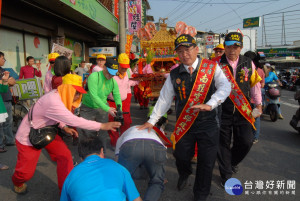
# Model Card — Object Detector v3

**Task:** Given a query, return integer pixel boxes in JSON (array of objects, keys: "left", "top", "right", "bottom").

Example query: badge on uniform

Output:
[{"left": 176, "top": 78, "right": 181, "bottom": 85}]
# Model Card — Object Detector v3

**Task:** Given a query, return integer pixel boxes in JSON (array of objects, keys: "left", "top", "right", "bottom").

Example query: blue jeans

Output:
[
  {"left": 118, "top": 139, "right": 166, "bottom": 201},
  {"left": 0, "top": 101, "right": 14, "bottom": 148},
  {"left": 77, "top": 104, "right": 109, "bottom": 152}
]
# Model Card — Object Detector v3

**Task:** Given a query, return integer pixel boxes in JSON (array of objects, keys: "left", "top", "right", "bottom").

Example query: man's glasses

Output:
[{"left": 50, "top": 61, "right": 55, "bottom": 64}]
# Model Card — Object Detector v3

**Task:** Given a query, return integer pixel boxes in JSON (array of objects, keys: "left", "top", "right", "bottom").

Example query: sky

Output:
[{"left": 147, "top": 0, "right": 300, "bottom": 47}]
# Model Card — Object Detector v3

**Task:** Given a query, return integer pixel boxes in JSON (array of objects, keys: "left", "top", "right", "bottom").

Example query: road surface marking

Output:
[{"left": 281, "top": 101, "right": 299, "bottom": 108}]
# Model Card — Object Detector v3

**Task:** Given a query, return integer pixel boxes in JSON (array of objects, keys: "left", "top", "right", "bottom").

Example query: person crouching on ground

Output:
[
  {"left": 60, "top": 136, "right": 142, "bottom": 201},
  {"left": 12, "top": 74, "right": 121, "bottom": 194}
]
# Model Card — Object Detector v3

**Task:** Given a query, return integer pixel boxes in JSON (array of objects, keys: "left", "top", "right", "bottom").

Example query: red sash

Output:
[
  {"left": 171, "top": 59, "right": 217, "bottom": 147},
  {"left": 221, "top": 65, "right": 255, "bottom": 128},
  {"left": 153, "top": 126, "right": 172, "bottom": 148}
]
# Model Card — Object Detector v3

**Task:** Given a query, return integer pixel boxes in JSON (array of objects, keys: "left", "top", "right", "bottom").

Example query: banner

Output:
[
  {"left": 51, "top": 43, "right": 73, "bottom": 60},
  {"left": 11, "top": 78, "right": 44, "bottom": 100},
  {"left": 128, "top": 0, "right": 142, "bottom": 34},
  {"left": 114, "top": 0, "right": 119, "bottom": 21},
  {"left": 125, "top": 35, "right": 133, "bottom": 56}
]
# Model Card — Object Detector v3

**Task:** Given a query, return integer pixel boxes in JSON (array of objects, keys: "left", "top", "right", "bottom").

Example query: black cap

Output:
[
  {"left": 224, "top": 32, "right": 243, "bottom": 47},
  {"left": 174, "top": 34, "right": 197, "bottom": 50},
  {"left": 105, "top": 59, "right": 119, "bottom": 76}
]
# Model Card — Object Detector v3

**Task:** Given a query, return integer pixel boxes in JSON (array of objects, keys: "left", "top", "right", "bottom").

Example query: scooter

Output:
[
  {"left": 290, "top": 86, "right": 300, "bottom": 134},
  {"left": 263, "top": 82, "right": 281, "bottom": 122}
]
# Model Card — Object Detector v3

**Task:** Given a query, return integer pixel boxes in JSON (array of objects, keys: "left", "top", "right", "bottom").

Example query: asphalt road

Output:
[{"left": 0, "top": 89, "right": 299, "bottom": 201}]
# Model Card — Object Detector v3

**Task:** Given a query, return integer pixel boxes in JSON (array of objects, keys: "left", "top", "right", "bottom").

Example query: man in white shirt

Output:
[
  {"left": 116, "top": 126, "right": 167, "bottom": 201},
  {"left": 138, "top": 34, "right": 231, "bottom": 201}
]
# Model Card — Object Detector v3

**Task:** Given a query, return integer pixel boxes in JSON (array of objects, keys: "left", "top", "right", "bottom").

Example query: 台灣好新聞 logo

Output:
[{"left": 224, "top": 178, "right": 243, "bottom": 195}]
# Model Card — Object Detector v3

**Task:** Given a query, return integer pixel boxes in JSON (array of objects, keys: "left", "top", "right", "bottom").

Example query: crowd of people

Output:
[{"left": 0, "top": 31, "right": 293, "bottom": 201}]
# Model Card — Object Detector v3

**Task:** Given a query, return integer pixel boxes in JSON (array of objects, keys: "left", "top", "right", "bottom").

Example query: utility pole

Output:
[{"left": 119, "top": 0, "right": 126, "bottom": 53}]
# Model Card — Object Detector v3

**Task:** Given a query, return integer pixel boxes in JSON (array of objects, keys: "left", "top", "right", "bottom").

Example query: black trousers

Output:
[
  {"left": 173, "top": 120, "right": 219, "bottom": 199},
  {"left": 217, "top": 113, "right": 254, "bottom": 182}
]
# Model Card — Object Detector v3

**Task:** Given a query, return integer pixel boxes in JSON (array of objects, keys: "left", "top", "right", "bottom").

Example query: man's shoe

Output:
[
  {"left": 177, "top": 176, "right": 188, "bottom": 191},
  {"left": 0, "top": 163, "right": 9, "bottom": 170},
  {"left": 0, "top": 148, "right": 7, "bottom": 153},
  {"left": 14, "top": 183, "right": 27, "bottom": 194},
  {"left": 279, "top": 114, "right": 284, "bottom": 119},
  {"left": 253, "top": 139, "right": 259, "bottom": 144},
  {"left": 232, "top": 165, "right": 239, "bottom": 174}
]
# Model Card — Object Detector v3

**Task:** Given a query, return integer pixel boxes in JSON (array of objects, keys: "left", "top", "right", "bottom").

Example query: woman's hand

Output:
[
  {"left": 100, "top": 122, "right": 121, "bottom": 131},
  {"left": 63, "top": 126, "right": 78, "bottom": 138}
]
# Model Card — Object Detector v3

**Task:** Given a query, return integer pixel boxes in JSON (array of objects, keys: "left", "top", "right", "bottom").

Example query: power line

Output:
[
  {"left": 168, "top": 0, "right": 205, "bottom": 24},
  {"left": 165, "top": 0, "right": 190, "bottom": 18},
  {"left": 222, "top": 0, "right": 242, "bottom": 20},
  {"left": 180, "top": 0, "right": 213, "bottom": 22},
  {"left": 264, "top": 4, "right": 300, "bottom": 15}
]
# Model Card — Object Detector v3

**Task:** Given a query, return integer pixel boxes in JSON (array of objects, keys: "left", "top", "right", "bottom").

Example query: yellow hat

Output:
[
  {"left": 213, "top": 44, "right": 225, "bottom": 50},
  {"left": 62, "top": 74, "right": 87, "bottom": 94},
  {"left": 118, "top": 53, "right": 130, "bottom": 68},
  {"left": 48, "top": 53, "right": 60, "bottom": 61},
  {"left": 97, "top": 54, "right": 106, "bottom": 60}
]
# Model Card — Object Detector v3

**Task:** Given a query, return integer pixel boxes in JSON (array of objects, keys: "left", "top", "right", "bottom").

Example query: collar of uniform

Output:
[
  {"left": 179, "top": 57, "right": 199, "bottom": 74},
  {"left": 84, "top": 154, "right": 102, "bottom": 163}
]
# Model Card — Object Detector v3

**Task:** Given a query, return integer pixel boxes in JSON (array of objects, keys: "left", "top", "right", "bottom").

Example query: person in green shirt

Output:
[
  {"left": 0, "top": 70, "right": 10, "bottom": 153},
  {"left": 78, "top": 59, "right": 122, "bottom": 152}
]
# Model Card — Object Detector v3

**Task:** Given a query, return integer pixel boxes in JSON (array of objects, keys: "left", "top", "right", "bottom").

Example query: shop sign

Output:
[
  {"left": 60, "top": 0, "right": 118, "bottom": 34},
  {"left": 243, "top": 17, "right": 260, "bottom": 28},
  {"left": 89, "top": 47, "right": 117, "bottom": 57}
]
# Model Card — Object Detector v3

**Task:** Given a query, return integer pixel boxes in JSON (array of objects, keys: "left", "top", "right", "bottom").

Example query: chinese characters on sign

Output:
[
  {"left": 244, "top": 180, "right": 296, "bottom": 196},
  {"left": 128, "top": 0, "right": 142, "bottom": 34},
  {"left": 11, "top": 78, "right": 44, "bottom": 100}
]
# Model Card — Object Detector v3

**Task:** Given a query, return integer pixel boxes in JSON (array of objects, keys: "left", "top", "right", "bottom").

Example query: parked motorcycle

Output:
[
  {"left": 279, "top": 75, "right": 288, "bottom": 89},
  {"left": 290, "top": 86, "right": 300, "bottom": 134},
  {"left": 287, "top": 75, "right": 298, "bottom": 91},
  {"left": 264, "top": 82, "right": 281, "bottom": 122}
]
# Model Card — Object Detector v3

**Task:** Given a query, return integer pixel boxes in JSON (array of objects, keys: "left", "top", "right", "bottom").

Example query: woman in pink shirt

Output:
[{"left": 12, "top": 74, "right": 121, "bottom": 194}]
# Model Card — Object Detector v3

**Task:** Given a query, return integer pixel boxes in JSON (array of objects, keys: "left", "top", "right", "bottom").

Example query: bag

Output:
[{"left": 28, "top": 103, "right": 58, "bottom": 149}]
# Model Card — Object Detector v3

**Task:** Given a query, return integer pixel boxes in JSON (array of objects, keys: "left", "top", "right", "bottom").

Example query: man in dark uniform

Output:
[
  {"left": 138, "top": 34, "right": 231, "bottom": 201},
  {"left": 216, "top": 32, "right": 263, "bottom": 186}
]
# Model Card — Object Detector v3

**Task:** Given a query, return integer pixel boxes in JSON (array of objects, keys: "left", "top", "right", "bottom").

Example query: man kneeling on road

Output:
[
  {"left": 116, "top": 126, "right": 167, "bottom": 201},
  {"left": 60, "top": 136, "right": 142, "bottom": 201}
]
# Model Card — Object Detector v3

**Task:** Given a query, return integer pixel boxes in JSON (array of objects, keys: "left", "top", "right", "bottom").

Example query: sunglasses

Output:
[{"left": 50, "top": 61, "right": 55, "bottom": 64}]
